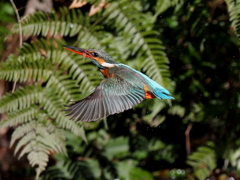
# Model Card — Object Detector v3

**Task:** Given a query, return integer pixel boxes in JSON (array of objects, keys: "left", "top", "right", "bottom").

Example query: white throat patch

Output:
[{"left": 101, "top": 62, "right": 116, "bottom": 68}]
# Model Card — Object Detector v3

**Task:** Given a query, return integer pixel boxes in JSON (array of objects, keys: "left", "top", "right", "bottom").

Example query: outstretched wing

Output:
[{"left": 65, "top": 75, "right": 145, "bottom": 122}]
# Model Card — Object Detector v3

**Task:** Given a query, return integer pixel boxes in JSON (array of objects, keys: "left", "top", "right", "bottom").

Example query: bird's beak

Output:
[
  {"left": 63, "top": 45, "right": 116, "bottom": 68},
  {"left": 62, "top": 45, "right": 93, "bottom": 58}
]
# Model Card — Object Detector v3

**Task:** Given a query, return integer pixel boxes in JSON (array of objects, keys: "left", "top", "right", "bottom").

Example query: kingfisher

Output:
[{"left": 63, "top": 46, "right": 174, "bottom": 122}]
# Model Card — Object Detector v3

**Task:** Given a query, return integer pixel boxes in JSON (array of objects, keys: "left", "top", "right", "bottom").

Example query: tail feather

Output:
[
  {"left": 153, "top": 89, "right": 174, "bottom": 99},
  {"left": 142, "top": 75, "right": 174, "bottom": 100}
]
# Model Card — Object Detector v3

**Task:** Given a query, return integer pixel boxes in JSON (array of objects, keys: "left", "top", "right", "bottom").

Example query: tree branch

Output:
[{"left": 185, "top": 123, "right": 193, "bottom": 156}]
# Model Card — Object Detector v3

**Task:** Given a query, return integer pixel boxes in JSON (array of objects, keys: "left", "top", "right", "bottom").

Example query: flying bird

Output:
[{"left": 63, "top": 46, "right": 174, "bottom": 122}]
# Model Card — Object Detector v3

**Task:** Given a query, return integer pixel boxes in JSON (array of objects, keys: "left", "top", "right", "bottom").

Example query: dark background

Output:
[{"left": 0, "top": 0, "right": 240, "bottom": 179}]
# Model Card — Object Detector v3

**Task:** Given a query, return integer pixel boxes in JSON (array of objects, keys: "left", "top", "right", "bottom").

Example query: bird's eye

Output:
[{"left": 92, "top": 52, "right": 98, "bottom": 57}]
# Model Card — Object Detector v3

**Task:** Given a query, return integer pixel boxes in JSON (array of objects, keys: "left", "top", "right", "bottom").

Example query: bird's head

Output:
[{"left": 63, "top": 46, "right": 118, "bottom": 69}]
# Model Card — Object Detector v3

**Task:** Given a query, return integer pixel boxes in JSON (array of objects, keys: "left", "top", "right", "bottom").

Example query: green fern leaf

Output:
[
  {"left": 41, "top": 159, "right": 95, "bottom": 180},
  {"left": 187, "top": 143, "right": 216, "bottom": 180},
  {"left": 0, "top": 106, "right": 39, "bottom": 127},
  {"left": 12, "top": 7, "right": 88, "bottom": 37},
  {"left": 226, "top": 0, "right": 240, "bottom": 41},
  {"left": 0, "top": 85, "right": 43, "bottom": 113},
  {"left": 154, "top": 0, "right": 185, "bottom": 18},
  {"left": 230, "top": 147, "right": 240, "bottom": 170},
  {"left": 0, "top": 59, "right": 53, "bottom": 82},
  {"left": 28, "top": 146, "right": 49, "bottom": 179},
  {"left": 46, "top": 73, "right": 82, "bottom": 102},
  {"left": 10, "top": 119, "right": 67, "bottom": 179},
  {"left": 56, "top": 116, "right": 87, "bottom": 142},
  {"left": 41, "top": 89, "right": 87, "bottom": 141}
]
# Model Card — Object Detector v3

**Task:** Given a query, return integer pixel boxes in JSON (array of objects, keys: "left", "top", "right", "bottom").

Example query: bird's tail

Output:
[
  {"left": 152, "top": 88, "right": 174, "bottom": 99},
  {"left": 144, "top": 76, "right": 174, "bottom": 100}
]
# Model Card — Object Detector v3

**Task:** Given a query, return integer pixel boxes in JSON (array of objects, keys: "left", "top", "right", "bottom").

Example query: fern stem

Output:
[
  {"left": 10, "top": 0, "right": 23, "bottom": 93},
  {"left": 10, "top": 0, "right": 22, "bottom": 47}
]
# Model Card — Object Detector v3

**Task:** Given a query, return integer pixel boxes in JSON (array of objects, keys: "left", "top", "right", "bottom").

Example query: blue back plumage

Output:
[{"left": 118, "top": 64, "right": 174, "bottom": 100}]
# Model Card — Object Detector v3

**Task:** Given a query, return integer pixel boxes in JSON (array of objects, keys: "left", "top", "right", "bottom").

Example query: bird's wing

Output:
[{"left": 65, "top": 75, "right": 145, "bottom": 122}]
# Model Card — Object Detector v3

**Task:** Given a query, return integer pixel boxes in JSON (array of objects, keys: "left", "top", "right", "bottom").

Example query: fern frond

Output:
[
  {"left": 41, "top": 159, "right": 95, "bottom": 180},
  {"left": 0, "top": 58, "right": 53, "bottom": 82},
  {"left": 154, "top": 0, "right": 185, "bottom": 18},
  {"left": 11, "top": 119, "right": 67, "bottom": 179},
  {"left": 56, "top": 116, "right": 87, "bottom": 142},
  {"left": 46, "top": 73, "right": 81, "bottom": 103},
  {"left": 29, "top": 150, "right": 49, "bottom": 179},
  {"left": 226, "top": 0, "right": 240, "bottom": 41},
  {"left": 62, "top": 54, "right": 102, "bottom": 93},
  {"left": 230, "top": 147, "right": 240, "bottom": 170},
  {"left": 12, "top": 7, "right": 88, "bottom": 37},
  {"left": 168, "top": 105, "right": 185, "bottom": 117},
  {"left": 187, "top": 143, "right": 216, "bottom": 180},
  {"left": 0, "top": 85, "right": 43, "bottom": 113},
  {"left": 15, "top": 39, "right": 67, "bottom": 64},
  {"left": 12, "top": 123, "right": 37, "bottom": 154},
  {"left": 2, "top": 87, "right": 86, "bottom": 177},
  {"left": 230, "top": 148, "right": 240, "bottom": 170},
  {"left": 76, "top": 26, "right": 104, "bottom": 49},
  {"left": 5, "top": 39, "right": 65, "bottom": 67},
  {"left": 41, "top": 89, "right": 86, "bottom": 141},
  {"left": 36, "top": 127, "right": 66, "bottom": 155},
  {"left": 0, "top": 106, "right": 39, "bottom": 127}
]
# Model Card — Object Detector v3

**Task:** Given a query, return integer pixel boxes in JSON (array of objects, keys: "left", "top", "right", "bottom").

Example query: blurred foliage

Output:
[
  {"left": 1, "top": 0, "right": 240, "bottom": 179},
  {"left": 0, "top": 2, "right": 14, "bottom": 52},
  {"left": 225, "top": 0, "right": 240, "bottom": 41},
  {"left": 187, "top": 142, "right": 216, "bottom": 180}
]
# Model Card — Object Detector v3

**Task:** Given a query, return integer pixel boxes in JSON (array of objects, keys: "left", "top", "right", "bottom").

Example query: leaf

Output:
[
  {"left": 230, "top": 147, "right": 240, "bottom": 170},
  {"left": 226, "top": 0, "right": 240, "bottom": 41},
  {"left": 187, "top": 143, "right": 216, "bottom": 180},
  {"left": 129, "top": 167, "right": 154, "bottom": 180},
  {"left": 104, "top": 136, "right": 129, "bottom": 159},
  {"left": 11, "top": 7, "right": 89, "bottom": 37},
  {"left": 41, "top": 159, "right": 95, "bottom": 180}
]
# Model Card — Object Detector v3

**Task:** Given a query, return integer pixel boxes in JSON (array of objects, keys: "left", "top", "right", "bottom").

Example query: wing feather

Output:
[
  {"left": 65, "top": 75, "right": 145, "bottom": 121},
  {"left": 102, "top": 97, "right": 108, "bottom": 116},
  {"left": 81, "top": 100, "right": 94, "bottom": 121},
  {"left": 68, "top": 102, "right": 83, "bottom": 119}
]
